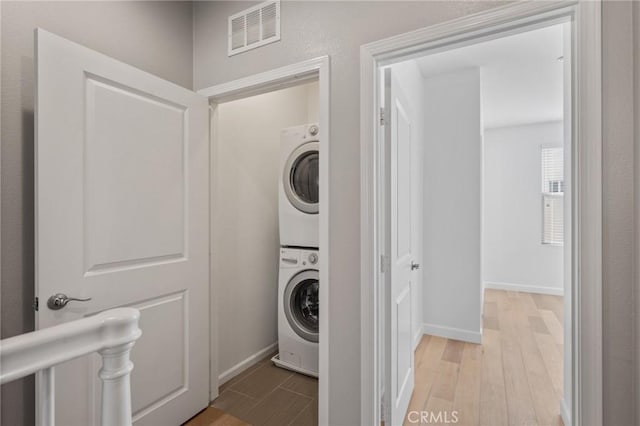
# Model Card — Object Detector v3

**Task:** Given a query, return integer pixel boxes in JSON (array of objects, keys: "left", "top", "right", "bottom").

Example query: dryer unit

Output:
[
  {"left": 273, "top": 247, "right": 319, "bottom": 377},
  {"left": 279, "top": 123, "right": 319, "bottom": 248}
]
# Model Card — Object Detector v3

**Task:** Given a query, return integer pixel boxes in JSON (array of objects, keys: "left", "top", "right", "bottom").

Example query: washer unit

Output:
[
  {"left": 272, "top": 247, "right": 319, "bottom": 377},
  {"left": 279, "top": 123, "right": 319, "bottom": 248}
]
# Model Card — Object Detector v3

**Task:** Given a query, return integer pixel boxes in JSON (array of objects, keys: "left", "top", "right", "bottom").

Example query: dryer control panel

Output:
[{"left": 280, "top": 248, "right": 318, "bottom": 268}]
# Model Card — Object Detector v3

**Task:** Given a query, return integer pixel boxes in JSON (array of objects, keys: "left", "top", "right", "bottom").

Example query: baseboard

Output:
[
  {"left": 484, "top": 281, "right": 564, "bottom": 296},
  {"left": 218, "top": 342, "right": 278, "bottom": 385},
  {"left": 422, "top": 323, "right": 482, "bottom": 344},
  {"left": 560, "top": 398, "right": 571, "bottom": 426},
  {"left": 413, "top": 326, "right": 423, "bottom": 350}
]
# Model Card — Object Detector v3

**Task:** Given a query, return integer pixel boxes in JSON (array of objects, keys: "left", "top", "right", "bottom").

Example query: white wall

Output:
[
  {"left": 214, "top": 82, "right": 319, "bottom": 378},
  {"left": 306, "top": 83, "right": 319, "bottom": 124},
  {"left": 422, "top": 68, "right": 483, "bottom": 342},
  {"left": 389, "top": 60, "right": 425, "bottom": 349},
  {"left": 482, "top": 121, "right": 564, "bottom": 294}
]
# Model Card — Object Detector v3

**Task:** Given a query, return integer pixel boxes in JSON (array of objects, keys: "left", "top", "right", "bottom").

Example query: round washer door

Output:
[
  {"left": 283, "top": 141, "right": 319, "bottom": 214},
  {"left": 284, "top": 269, "right": 319, "bottom": 343}
]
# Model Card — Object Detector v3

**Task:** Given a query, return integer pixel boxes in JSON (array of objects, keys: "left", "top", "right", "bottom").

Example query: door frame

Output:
[
  {"left": 360, "top": 2, "right": 602, "bottom": 426},
  {"left": 196, "top": 56, "right": 330, "bottom": 425}
]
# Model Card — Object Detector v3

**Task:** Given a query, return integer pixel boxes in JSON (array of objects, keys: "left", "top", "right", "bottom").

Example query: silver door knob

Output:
[
  {"left": 47, "top": 293, "right": 92, "bottom": 310},
  {"left": 411, "top": 262, "right": 420, "bottom": 270}
]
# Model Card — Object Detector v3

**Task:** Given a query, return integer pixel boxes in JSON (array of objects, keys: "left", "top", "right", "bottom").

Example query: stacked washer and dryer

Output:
[{"left": 272, "top": 123, "right": 320, "bottom": 377}]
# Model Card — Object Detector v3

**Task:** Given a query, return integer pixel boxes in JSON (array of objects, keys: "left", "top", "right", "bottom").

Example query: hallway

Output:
[{"left": 404, "top": 289, "right": 563, "bottom": 426}]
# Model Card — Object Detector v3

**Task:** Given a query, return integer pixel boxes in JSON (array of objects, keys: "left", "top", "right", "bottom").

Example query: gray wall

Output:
[
  {"left": 1, "top": 1, "right": 637, "bottom": 425},
  {"left": 0, "top": 2, "right": 193, "bottom": 424},
  {"left": 636, "top": 2, "right": 640, "bottom": 424},
  {"left": 193, "top": 2, "right": 504, "bottom": 424},
  {"left": 194, "top": 1, "right": 639, "bottom": 424},
  {"left": 602, "top": 2, "right": 637, "bottom": 426}
]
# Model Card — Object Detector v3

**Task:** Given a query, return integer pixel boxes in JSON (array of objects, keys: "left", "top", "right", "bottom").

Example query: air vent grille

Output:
[
  {"left": 230, "top": 16, "right": 246, "bottom": 50},
  {"left": 228, "top": 0, "right": 281, "bottom": 56},
  {"left": 261, "top": 2, "right": 278, "bottom": 39}
]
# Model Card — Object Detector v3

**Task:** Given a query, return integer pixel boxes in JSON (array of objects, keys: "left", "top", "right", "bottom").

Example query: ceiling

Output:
[{"left": 414, "top": 23, "right": 566, "bottom": 129}]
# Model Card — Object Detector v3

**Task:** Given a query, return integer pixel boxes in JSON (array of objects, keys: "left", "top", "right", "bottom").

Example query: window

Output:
[{"left": 541, "top": 147, "right": 564, "bottom": 245}]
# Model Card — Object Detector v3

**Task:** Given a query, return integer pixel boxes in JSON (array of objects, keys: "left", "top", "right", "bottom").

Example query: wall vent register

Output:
[{"left": 228, "top": 0, "right": 280, "bottom": 56}]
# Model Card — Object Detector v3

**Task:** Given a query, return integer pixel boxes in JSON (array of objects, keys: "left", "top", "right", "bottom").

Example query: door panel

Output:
[
  {"left": 130, "top": 292, "right": 188, "bottom": 419},
  {"left": 35, "top": 29, "right": 209, "bottom": 426},
  {"left": 84, "top": 75, "right": 187, "bottom": 272},
  {"left": 394, "top": 286, "right": 412, "bottom": 402},
  {"left": 384, "top": 68, "right": 415, "bottom": 426},
  {"left": 394, "top": 100, "right": 412, "bottom": 258}
]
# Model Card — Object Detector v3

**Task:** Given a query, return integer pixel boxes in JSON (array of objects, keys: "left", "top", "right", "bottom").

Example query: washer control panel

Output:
[
  {"left": 300, "top": 250, "right": 318, "bottom": 267},
  {"left": 280, "top": 248, "right": 299, "bottom": 268}
]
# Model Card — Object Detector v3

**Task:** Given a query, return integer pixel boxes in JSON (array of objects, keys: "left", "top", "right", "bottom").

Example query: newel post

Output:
[
  {"left": 98, "top": 342, "right": 136, "bottom": 426},
  {"left": 97, "top": 308, "right": 141, "bottom": 426}
]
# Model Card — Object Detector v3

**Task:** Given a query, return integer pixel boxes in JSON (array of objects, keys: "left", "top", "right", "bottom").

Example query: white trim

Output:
[
  {"left": 207, "top": 104, "right": 219, "bottom": 403},
  {"left": 197, "top": 57, "right": 326, "bottom": 101},
  {"left": 217, "top": 342, "right": 278, "bottom": 386},
  {"left": 413, "top": 327, "right": 422, "bottom": 350},
  {"left": 573, "top": 3, "right": 603, "bottom": 424},
  {"left": 561, "top": 397, "right": 572, "bottom": 426},
  {"left": 484, "top": 281, "right": 564, "bottom": 296},
  {"left": 421, "top": 324, "right": 482, "bottom": 345},
  {"left": 198, "top": 56, "right": 330, "bottom": 425},
  {"left": 360, "top": 2, "right": 602, "bottom": 426},
  {"left": 360, "top": 31, "right": 379, "bottom": 426}
]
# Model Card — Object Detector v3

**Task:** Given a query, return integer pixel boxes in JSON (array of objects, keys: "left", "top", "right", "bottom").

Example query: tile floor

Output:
[{"left": 185, "top": 352, "right": 318, "bottom": 426}]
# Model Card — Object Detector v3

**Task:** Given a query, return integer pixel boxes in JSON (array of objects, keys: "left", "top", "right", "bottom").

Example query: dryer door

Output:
[
  {"left": 284, "top": 269, "right": 319, "bottom": 342},
  {"left": 283, "top": 141, "right": 319, "bottom": 214}
]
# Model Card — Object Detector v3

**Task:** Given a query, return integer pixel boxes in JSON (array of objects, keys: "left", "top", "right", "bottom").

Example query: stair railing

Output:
[{"left": 0, "top": 308, "right": 142, "bottom": 426}]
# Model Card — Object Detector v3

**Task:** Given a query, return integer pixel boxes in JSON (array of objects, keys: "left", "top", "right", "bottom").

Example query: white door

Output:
[
  {"left": 35, "top": 29, "right": 209, "bottom": 425},
  {"left": 383, "top": 68, "right": 415, "bottom": 425}
]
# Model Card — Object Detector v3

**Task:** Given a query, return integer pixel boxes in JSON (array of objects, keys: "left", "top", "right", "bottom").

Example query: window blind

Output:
[{"left": 541, "top": 147, "right": 564, "bottom": 245}]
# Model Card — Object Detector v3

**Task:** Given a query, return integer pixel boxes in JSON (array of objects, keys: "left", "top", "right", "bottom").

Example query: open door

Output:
[
  {"left": 382, "top": 68, "right": 415, "bottom": 425},
  {"left": 35, "top": 29, "right": 209, "bottom": 425}
]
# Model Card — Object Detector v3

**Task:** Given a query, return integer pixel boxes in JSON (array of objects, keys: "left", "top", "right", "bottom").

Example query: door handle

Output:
[
  {"left": 47, "top": 293, "right": 92, "bottom": 310},
  {"left": 411, "top": 261, "right": 420, "bottom": 271}
]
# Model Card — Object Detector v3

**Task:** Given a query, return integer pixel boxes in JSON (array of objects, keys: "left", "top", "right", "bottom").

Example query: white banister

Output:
[
  {"left": 98, "top": 342, "right": 136, "bottom": 426},
  {"left": 0, "top": 308, "right": 142, "bottom": 426},
  {"left": 37, "top": 367, "right": 55, "bottom": 426}
]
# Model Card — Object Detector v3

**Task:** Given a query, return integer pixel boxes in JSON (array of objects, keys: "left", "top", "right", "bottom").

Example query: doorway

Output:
[
  {"left": 385, "top": 20, "right": 570, "bottom": 426},
  {"left": 360, "top": 3, "right": 603, "bottom": 426},
  {"left": 207, "top": 81, "right": 318, "bottom": 424},
  {"left": 197, "top": 57, "right": 330, "bottom": 425}
]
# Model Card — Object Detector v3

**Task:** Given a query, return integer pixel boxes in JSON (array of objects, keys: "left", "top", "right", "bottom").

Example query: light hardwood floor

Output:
[
  {"left": 404, "top": 289, "right": 564, "bottom": 426},
  {"left": 186, "top": 289, "right": 561, "bottom": 426},
  {"left": 184, "top": 353, "right": 318, "bottom": 426},
  {"left": 185, "top": 407, "right": 247, "bottom": 426}
]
